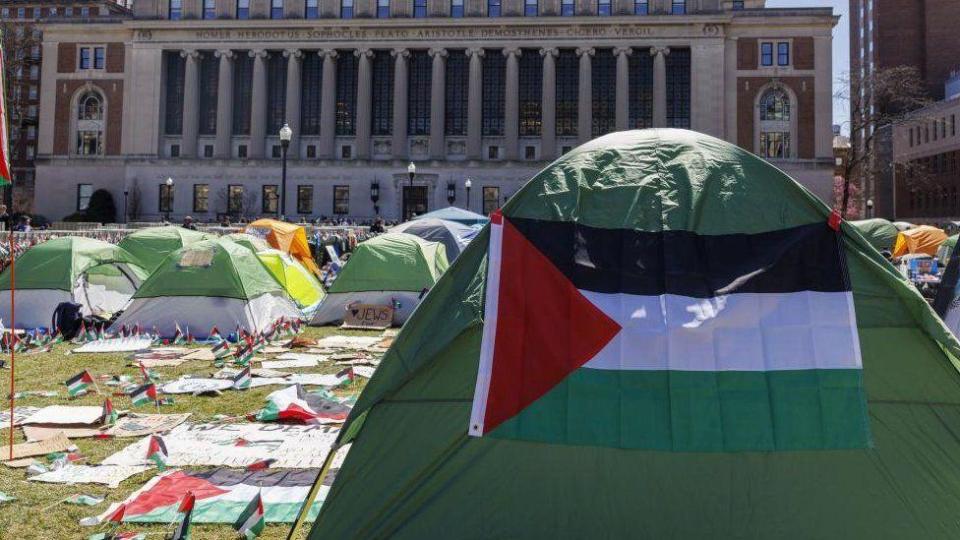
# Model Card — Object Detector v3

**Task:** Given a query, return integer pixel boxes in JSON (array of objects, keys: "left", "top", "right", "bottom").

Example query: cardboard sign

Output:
[
  {"left": 23, "top": 425, "right": 104, "bottom": 442},
  {"left": 160, "top": 378, "right": 233, "bottom": 395},
  {"left": 23, "top": 406, "right": 104, "bottom": 426},
  {"left": 341, "top": 304, "right": 395, "bottom": 330},
  {"left": 2, "top": 432, "right": 72, "bottom": 461},
  {"left": 102, "top": 423, "right": 341, "bottom": 469},
  {"left": 30, "top": 464, "right": 151, "bottom": 488},
  {"left": 0, "top": 406, "right": 41, "bottom": 429},
  {"left": 105, "top": 413, "right": 191, "bottom": 438},
  {"left": 315, "top": 335, "right": 383, "bottom": 350}
]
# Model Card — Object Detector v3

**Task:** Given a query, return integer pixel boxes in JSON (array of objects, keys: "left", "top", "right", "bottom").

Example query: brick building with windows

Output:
[
  {"left": 33, "top": 0, "right": 836, "bottom": 221},
  {"left": 1, "top": 0, "right": 131, "bottom": 214}
]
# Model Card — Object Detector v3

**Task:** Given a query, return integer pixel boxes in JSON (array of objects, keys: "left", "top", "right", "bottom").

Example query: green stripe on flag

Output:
[
  {"left": 125, "top": 499, "right": 324, "bottom": 524},
  {"left": 491, "top": 368, "right": 870, "bottom": 452}
]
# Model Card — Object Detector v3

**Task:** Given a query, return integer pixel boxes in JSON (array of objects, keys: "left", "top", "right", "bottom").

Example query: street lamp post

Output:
[
  {"left": 370, "top": 181, "right": 380, "bottom": 216},
  {"left": 279, "top": 123, "right": 292, "bottom": 219},
  {"left": 406, "top": 162, "right": 416, "bottom": 219},
  {"left": 164, "top": 177, "right": 173, "bottom": 223},
  {"left": 866, "top": 199, "right": 874, "bottom": 219},
  {"left": 464, "top": 178, "right": 472, "bottom": 211},
  {"left": 447, "top": 182, "right": 456, "bottom": 205}
]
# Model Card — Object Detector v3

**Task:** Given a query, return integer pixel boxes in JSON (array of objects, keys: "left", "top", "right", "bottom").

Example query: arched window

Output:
[
  {"left": 76, "top": 91, "right": 104, "bottom": 156},
  {"left": 758, "top": 88, "right": 791, "bottom": 159}
]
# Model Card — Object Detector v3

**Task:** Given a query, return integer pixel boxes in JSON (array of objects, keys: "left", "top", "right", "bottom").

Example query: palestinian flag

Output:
[
  {"left": 212, "top": 340, "right": 232, "bottom": 360},
  {"left": 245, "top": 458, "right": 276, "bottom": 472},
  {"left": 233, "top": 491, "right": 266, "bottom": 539},
  {"left": 170, "top": 492, "right": 194, "bottom": 540},
  {"left": 146, "top": 435, "right": 168, "bottom": 470},
  {"left": 138, "top": 361, "right": 157, "bottom": 383},
  {"left": 129, "top": 383, "right": 158, "bottom": 407},
  {"left": 101, "top": 398, "right": 118, "bottom": 425},
  {"left": 468, "top": 212, "right": 868, "bottom": 451},
  {"left": 87, "top": 324, "right": 100, "bottom": 343},
  {"left": 173, "top": 324, "right": 186, "bottom": 345},
  {"left": 255, "top": 384, "right": 351, "bottom": 424},
  {"left": 234, "top": 345, "right": 254, "bottom": 367},
  {"left": 97, "top": 469, "right": 326, "bottom": 524},
  {"left": 0, "top": 33, "right": 10, "bottom": 186},
  {"left": 209, "top": 326, "right": 224, "bottom": 343},
  {"left": 232, "top": 367, "right": 252, "bottom": 390},
  {"left": 66, "top": 370, "right": 95, "bottom": 397}
]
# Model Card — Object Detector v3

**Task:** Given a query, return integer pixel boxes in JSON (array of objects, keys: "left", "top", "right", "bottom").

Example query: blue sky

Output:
[{"left": 766, "top": 0, "right": 849, "bottom": 131}]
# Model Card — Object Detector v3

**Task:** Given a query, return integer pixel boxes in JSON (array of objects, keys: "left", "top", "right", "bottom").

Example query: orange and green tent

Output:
[{"left": 245, "top": 219, "right": 320, "bottom": 276}]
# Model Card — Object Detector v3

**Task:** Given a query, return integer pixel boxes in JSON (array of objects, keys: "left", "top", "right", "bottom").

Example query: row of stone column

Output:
[{"left": 177, "top": 45, "right": 674, "bottom": 161}]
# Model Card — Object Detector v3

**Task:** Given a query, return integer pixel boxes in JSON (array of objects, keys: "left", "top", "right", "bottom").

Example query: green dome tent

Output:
[
  {"left": 0, "top": 237, "right": 148, "bottom": 329},
  {"left": 413, "top": 207, "right": 489, "bottom": 227},
  {"left": 306, "top": 130, "right": 960, "bottom": 539},
  {"left": 850, "top": 218, "right": 898, "bottom": 253},
  {"left": 224, "top": 232, "right": 272, "bottom": 254},
  {"left": 110, "top": 238, "right": 300, "bottom": 338},
  {"left": 118, "top": 226, "right": 212, "bottom": 273},
  {"left": 310, "top": 232, "right": 448, "bottom": 325}
]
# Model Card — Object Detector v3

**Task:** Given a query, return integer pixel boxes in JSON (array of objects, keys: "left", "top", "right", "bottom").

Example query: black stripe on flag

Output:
[
  {"left": 189, "top": 468, "right": 321, "bottom": 487},
  {"left": 507, "top": 218, "right": 848, "bottom": 297}
]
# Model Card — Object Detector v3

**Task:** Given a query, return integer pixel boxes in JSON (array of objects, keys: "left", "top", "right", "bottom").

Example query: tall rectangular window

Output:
[
  {"left": 446, "top": 51, "right": 468, "bottom": 136},
  {"left": 597, "top": 0, "right": 611, "bottom": 16},
  {"left": 77, "top": 184, "right": 93, "bottom": 211},
  {"left": 482, "top": 51, "right": 505, "bottom": 136},
  {"left": 524, "top": 0, "right": 537, "bottom": 16},
  {"left": 336, "top": 52, "right": 358, "bottom": 135},
  {"left": 666, "top": 48, "right": 691, "bottom": 129},
  {"left": 193, "top": 184, "right": 209, "bottom": 213},
  {"left": 165, "top": 52, "right": 186, "bottom": 135},
  {"left": 297, "top": 185, "right": 314, "bottom": 214},
  {"left": 629, "top": 50, "right": 652, "bottom": 128},
  {"left": 556, "top": 49, "right": 578, "bottom": 136},
  {"left": 592, "top": 49, "right": 616, "bottom": 136},
  {"left": 671, "top": 0, "right": 685, "bottom": 14},
  {"left": 228, "top": 185, "right": 244, "bottom": 215},
  {"left": 333, "top": 186, "right": 350, "bottom": 215},
  {"left": 487, "top": 0, "right": 500, "bottom": 16},
  {"left": 777, "top": 42, "right": 790, "bottom": 66},
  {"left": 199, "top": 52, "right": 219, "bottom": 135},
  {"left": 237, "top": 0, "right": 250, "bottom": 18},
  {"left": 159, "top": 184, "right": 174, "bottom": 213},
  {"left": 233, "top": 53, "right": 253, "bottom": 135},
  {"left": 169, "top": 0, "right": 182, "bottom": 20},
  {"left": 341, "top": 0, "right": 354, "bottom": 18},
  {"left": 94, "top": 47, "right": 105, "bottom": 69},
  {"left": 305, "top": 0, "right": 319, "bottom": 17},
  {"left": 80, "top": 47, "right": 91, "bottom": 69},
  {"left": 483, "top": 186, "right": 500, "bottom": 215},
  {"left": 377, "top": 0, "right": 390, "bottom": 17},
  {"left": 271, "top": 0, "right": 283, "bottom": 17},
  {"left": 414, "top": 0, "right": 427, "bottom": 17},
  {"left": 561, "top": 0, "right": 574, "bottom": 15},
  {"left": 262, "top": 185, "right": 279, "bottom": 214},
  {"left": 760, "top": 42, "right": 773, "bottom": 66},
  {"left": 408, "top": 51, "right": 432, "bottom": 136},
  {"left": 301, "top": 54, "right": 323, "bottom": 135},
  {"left": 518, "top": 50, "right": 542, "bottom": 137},
  {"left": 372, "top": 51, "right": 394, "bottom": 136},
  {"left": 732, "top": 0, "right": 744, "bottom": 8},
  {"left": 634, "top": 0, "right": 647, "bottom": 14},
  {"left": 451, "top": 0, "right": 464, "bottom": 17},
  {"left": 203, "top": 0, "right": 215, "bottom": 19},
  {"left": 266, "top": 53, "right": 287, "bottom": 134}
]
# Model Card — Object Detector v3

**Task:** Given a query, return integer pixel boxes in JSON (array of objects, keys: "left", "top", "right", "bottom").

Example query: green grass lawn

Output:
[{"left": 0, "top": 326, "right": 375, "bottom": 539}]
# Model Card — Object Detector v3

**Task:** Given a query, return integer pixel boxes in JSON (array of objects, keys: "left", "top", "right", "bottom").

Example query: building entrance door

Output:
[{"left": 403, "top": 186, "right": 428, "bottom": 220}]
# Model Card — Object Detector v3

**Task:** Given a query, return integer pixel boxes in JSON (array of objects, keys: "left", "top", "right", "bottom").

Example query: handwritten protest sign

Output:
[{"left": 341, "top": 304, "right": 394, "bottom": 330}]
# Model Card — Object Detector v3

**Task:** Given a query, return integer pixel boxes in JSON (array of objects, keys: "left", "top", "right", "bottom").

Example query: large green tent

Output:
[
  {"left": 118, "top": 226, "right": 212, "bottom": 273},
  {"left": 0, "top": 237, "right": 147, "bottom": 329},
  {"left": 310, "top": 233, "right": 448, "bottom": 325},
  {"left": 307, "top": 130, "right": 960, "bottom": 539},
  {"left": 850, "top": 218, "right": 898, "bottom": 253},
  {"left": 111, "top": 238, "right": 300, "bottom": 338}
]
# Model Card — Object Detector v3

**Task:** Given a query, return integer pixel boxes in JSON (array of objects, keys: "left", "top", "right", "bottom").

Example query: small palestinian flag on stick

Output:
[
  {"left": 209, "top": 326, "right": 224, "bottom": 343},
  {"left": 212, "top": 339, "right": 232, "bottom": 360},
  {"left": 169, "top": 492, "right": 195, "bottom": 540},
  {"left": 146, "top": 435, "right": 168, "bottom": 470},
  {"left": 172, "top": 323, "right": 186, "bottom": 345},
  {"left": 233, "top": 490, "right": 266, "bottom": 539},
  {"left": 234, "top": 344, "right": 254, "bottom": 367},
  {"left": 137, "top": 360, "right": 157, "bottom": 383},
  {"left": 232, "top": 367, "right": 251, "bottom": 390},
  {"left": 65, "top": 370, "right": 95, "bottom": 397},
  {"left": 101, "top": 397, "right": 118, "bottom": 425},
  {"left": 128, "top": 383, "right": 157, "bottom": 407}
]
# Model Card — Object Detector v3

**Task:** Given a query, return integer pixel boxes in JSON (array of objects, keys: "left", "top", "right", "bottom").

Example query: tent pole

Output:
[
  {"left": 286, "top": 442, "right": 340, "bottom": 540},
  {"left": 7, "top": 232, "right": 14, "bottom": 460}
]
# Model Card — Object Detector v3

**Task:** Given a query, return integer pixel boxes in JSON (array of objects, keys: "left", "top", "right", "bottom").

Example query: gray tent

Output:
[{"left": 390, "top": 218, "right": 479, "bottom": 260}]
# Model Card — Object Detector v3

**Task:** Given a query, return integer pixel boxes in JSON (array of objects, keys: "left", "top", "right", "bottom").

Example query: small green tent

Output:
[
  {"left": 310, "top": 233, "right": 448, "bottom": 325},
  {"left": 850, "top": 218, "right": 898, "bottom": 253},
  {"left": 0, "top": 237, "right": 147, "bottom": 328},
  {"left": 111, "top": 238, "right": 300, "bottom": 338},
  {"left": 118, "top": 226, "right": 212, "bottom": 273},
  {"left": 224, "top": 232, "right": 272, "bottom": 254},
  {"left": 307, "top": 130, "right": 960, "bottom": 539}
]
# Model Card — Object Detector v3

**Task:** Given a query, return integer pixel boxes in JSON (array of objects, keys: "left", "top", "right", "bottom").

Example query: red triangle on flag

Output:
[{"left": 478, "top": 216, "right": 622, "bottom": 435}]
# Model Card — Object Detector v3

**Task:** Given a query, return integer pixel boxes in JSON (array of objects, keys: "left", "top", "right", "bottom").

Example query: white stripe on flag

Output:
[
  {"left": 468, "top": 217, "right": 503, "bottom": 437},
  {"left": 581, "top": 290, "right": 862, "bottom": 372}
]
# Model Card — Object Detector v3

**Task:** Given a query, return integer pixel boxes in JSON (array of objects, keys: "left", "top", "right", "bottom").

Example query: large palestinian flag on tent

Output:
[
  {"left": 308, "top": 130, "right": 960, "bottom": 539},
  {"left": 96, "top": 469, "right": 328, "bottom": 524}
]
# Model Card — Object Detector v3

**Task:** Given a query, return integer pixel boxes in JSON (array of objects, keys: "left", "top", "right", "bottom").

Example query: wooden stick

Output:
[{"left": 7, "top": 232, "right": 15, "bottom": 460}]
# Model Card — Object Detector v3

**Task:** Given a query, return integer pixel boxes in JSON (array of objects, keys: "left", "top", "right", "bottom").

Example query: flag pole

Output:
[{"left": 7, "top": 231, "right": 14, "bottom": 460}]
